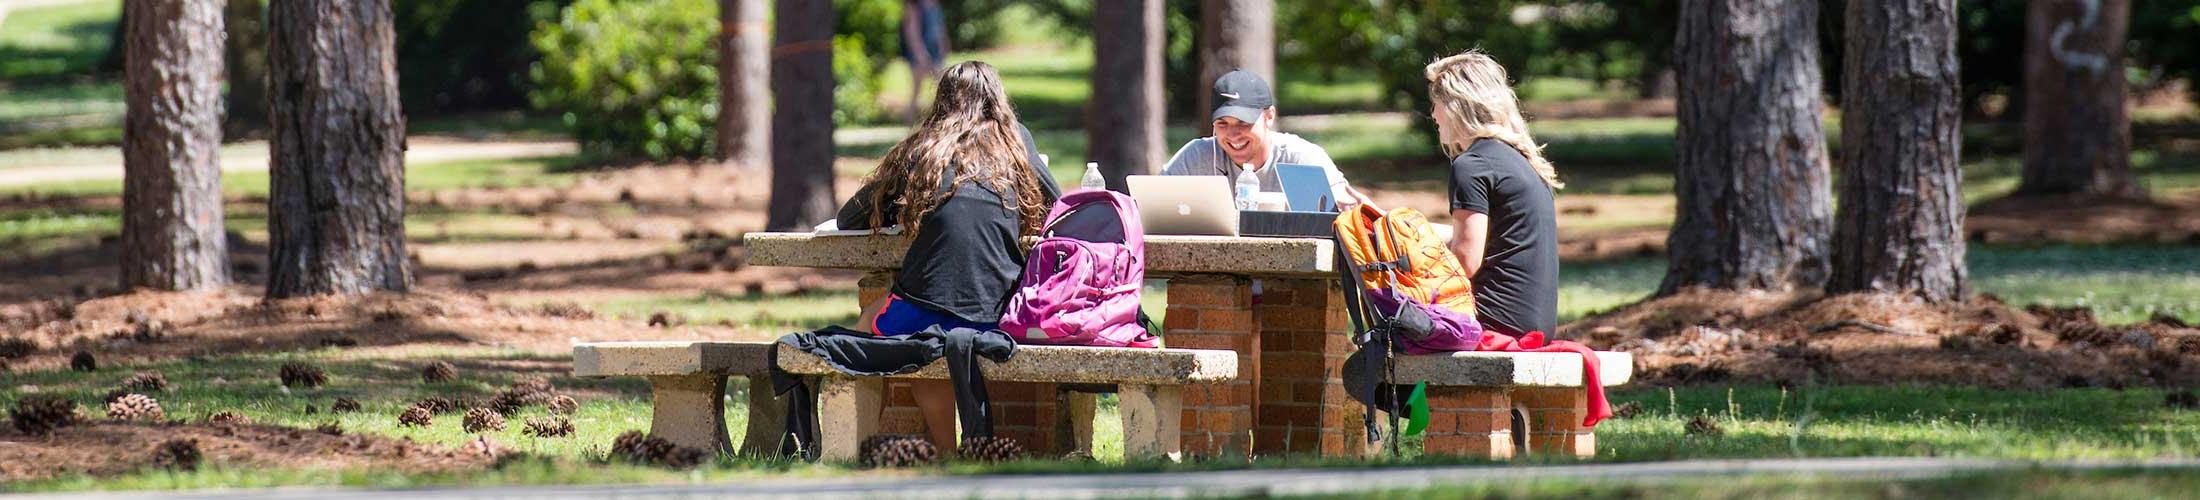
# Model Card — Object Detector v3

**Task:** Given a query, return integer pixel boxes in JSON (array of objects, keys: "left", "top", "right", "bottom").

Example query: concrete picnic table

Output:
[{"left": 745, "top": 232, "right": 1366, "bottom": 457}]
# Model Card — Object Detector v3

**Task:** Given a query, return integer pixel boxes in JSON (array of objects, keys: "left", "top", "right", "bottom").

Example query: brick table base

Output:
[{"left": 1419, "top": 386, "right": 1601, "bottom": 459}]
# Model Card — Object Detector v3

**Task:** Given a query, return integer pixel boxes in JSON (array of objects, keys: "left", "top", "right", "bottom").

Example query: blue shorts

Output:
[{"left": 871, "top": 294, "right": 996, "bottom": 336}]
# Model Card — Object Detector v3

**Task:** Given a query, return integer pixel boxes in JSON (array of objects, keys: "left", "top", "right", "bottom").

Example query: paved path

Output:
[
  {"left": 14, "top": 457, "right": 2200, "bottom": 499},
  {"left": 0, "top": 138, "right": 577, "bottom": 188}
]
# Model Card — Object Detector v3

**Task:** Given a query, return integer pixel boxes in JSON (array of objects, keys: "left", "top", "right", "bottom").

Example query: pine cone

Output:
[
  {"left": 70, "top": 351, "right": 97, "bottom": 372},
  {"left": 956, "top": 436, "right": 1026, "bottom": 462},
  {"left": 331, "top": 397, "right": 362, "bottom": 413},
  {"left": 122, "top": 371, "right": 170, "bottom": 392},
  {"left": 422, "top": 361, "right": 458, "bottom": 383},
  {"left": 397, "top": 406, "right": 434, "bottom": 427},
  {"left": 463, "top": 407, "right": 506, "bottom": 433},
  {"left": 610, "top": 431, "right": 707, "bottom": 469},
  {"left": 206, "top": 411, "right": 252, "bottom": 426},
  {"left": 106, "top": 393, "right": 165, "bottom": 421},
  {"left": 547, "top": 395, "right": 579, "bottom": 415},
  {"left": 522, "top": 416, "right": 574, "bottom": 438},
  {"left": 412, "top": 397, "right": 460, "bottom": 414},
  {"left": 859, "top": 434, "right": 940, "bottom": 468},
  {"left": 151, "top": 439, "right": 202, "bottom": 471},
  {"left": 9, "top": 396, "right": 81, "bottom": 436},
  {"left": 1685, "top": 415, "right": 1724, "bottom": 437},
  {"left": 279, "top": 362, "right": 327, "bottom": 388},
  {"left": 316, "top": 422, "right": 345, "bottom": 436}
]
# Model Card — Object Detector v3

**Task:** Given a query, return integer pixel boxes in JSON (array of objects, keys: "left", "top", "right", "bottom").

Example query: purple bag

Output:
[
  {"left": 1363, "top": 287, "right": 1483, "bottom": 354},
  {"left": 998, "top": 189, "right": 1158, "bottom": 348}
]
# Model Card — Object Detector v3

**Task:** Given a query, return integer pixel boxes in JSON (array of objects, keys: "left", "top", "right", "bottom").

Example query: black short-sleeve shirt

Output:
[{"left": 1448, "top": 138, "right": 1559, "bottom": 335}]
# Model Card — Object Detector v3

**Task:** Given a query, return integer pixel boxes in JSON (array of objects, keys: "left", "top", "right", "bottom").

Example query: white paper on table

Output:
[{"left": 811, "top": 218, "right": 902, "bottom": 237}]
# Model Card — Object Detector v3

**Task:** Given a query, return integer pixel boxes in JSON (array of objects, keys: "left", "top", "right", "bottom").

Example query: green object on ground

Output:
[{"left": 1403, "top": 382, "right": 1429, "bottom": 436}]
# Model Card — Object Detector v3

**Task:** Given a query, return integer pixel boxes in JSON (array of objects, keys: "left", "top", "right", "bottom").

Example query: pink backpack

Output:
[{"left": 998, "top": 189, "right": 1158, "bottom": 348}]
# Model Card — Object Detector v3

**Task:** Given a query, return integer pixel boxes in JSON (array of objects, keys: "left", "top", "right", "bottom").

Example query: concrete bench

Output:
[
  {"left": 1387, "top": 351, "right": 1633, "bottom": 459},
  {"left": 571, "top": 341, "right": 785, "bottom": 456},
  {"left": 775, "top": 344, "right": 1237, "bottom": 462}
]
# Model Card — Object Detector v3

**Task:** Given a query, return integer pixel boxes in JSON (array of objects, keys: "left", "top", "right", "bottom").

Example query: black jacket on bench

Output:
[{"left": 771, "top": 325, "right": 1017, "bottom": 459}]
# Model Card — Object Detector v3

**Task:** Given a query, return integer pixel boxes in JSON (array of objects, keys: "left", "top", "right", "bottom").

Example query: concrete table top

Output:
[
  {"left": 744, "top": 232, "right": 1336, "bottom": 278},
  {"left": 572, "top": 341, "right": 775, "bottom": 377},
  {"left": 775, "top": 344, "right": 1239, "bottom": 385}
]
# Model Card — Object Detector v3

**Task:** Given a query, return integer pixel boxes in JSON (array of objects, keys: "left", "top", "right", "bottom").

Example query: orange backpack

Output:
[{"left": 1332, "top": 203, "right": 1476, "bottom": 315}]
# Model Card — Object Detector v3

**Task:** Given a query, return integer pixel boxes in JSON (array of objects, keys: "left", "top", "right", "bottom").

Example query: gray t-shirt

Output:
[{"left": 1160, "top": 132, "right": 1355, "bottom": 205}]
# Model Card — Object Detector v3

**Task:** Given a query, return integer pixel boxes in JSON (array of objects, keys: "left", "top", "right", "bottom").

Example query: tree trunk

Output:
[
  {"left": 1196, "top": 0, "right": 1273, "bottom": 136},
  {"left": 1830, "top": 0, "right": 1967, "bottom": 302},
  {"left": 717, "top": 0, "right": 770, "bottom": 170},
  {"left": 1089, "top": 0, "right": 1165, "bottom": 192},
  {"left": 2019, "top": 0, "right": 2136, "bottom": 198},
  {"left": 223, "top": 0, "right": 268, "bottom": 136},
  {"left": 265, "top": 0, "right": 411, "bottom": 298},
  {"left": 765, "top": 0, "right": 837, "bottom": 231},
  {"left": 1660, "top": 0, "right": 1833, "bottom": 295},
  {"left": 122, "top": 0, "right": 229, "bottom": 291}
]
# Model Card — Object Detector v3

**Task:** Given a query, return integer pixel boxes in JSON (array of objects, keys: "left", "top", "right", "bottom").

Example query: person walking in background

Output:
[
  {"left": 900, "top": 0, "right": 949, "bottom": 123},
  {"left": 1426, "top": 51, "right": 1562, "bottom": 337}
]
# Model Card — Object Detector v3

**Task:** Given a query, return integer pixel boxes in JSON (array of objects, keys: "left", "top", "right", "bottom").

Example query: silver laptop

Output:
[{"left": 1126, "top": 175, "right": 1238, "bottom": 236}]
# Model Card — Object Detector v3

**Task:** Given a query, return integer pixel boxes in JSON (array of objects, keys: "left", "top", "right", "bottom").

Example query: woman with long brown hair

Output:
[
  {"left": 835, "top": 60, "right": 1058, "bottom": 451},
  {"left": 1427, "top": 50, "right": 1562, "bottom": 337}
]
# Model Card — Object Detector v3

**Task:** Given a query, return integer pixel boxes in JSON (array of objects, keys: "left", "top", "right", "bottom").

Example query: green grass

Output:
[
  {"left": 0, "top": 0, "right": 119, "bottom": 82},
  {"left": 580, "top": 289, "right": 865, "bottom": 330},
  {"left": 1326, "top": 468, "right": 2200, "bottom": 499},
  {"left": 7, "top": 348, "right": 2199, "bottom": 492},
  {"left": 0, "top": 154, "right": 589, "bottom": 199}
]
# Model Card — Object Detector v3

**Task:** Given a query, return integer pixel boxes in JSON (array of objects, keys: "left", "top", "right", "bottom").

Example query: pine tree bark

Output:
[
  {"left": 1196, "top": 0, "right": 1273, "bottom": 136},
  {"left": 1661, "top": 0, "right": 1833, "bottom": 295},
  {"left": 1830, "top": 0, "right": 1967, "bottom": 302},
  {"left": 2019, "top": 0, "right": 2136, "bottom": 198},
  {"left": 122, "top": 0, "right": 229, "bottom": 291},
  {"left": 1089, "top": 0, "right": 1165, "bottom": 191},
  {"left": 717, "top": 0, "right": 769, "bottom": 170},
  {"left": 222, "top": 0, "right": 267, "bottom": 135},
  {"left": 765, "top": 0, "right": 837, "bottom": 231},
  {"left": 265, "top": 0, "right": 411, "bottom": 297}
]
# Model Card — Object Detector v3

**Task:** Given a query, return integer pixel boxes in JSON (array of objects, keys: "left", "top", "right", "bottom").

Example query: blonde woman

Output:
[{"left": 1427, "top": 51, "right": 1562, "bottom": 336}]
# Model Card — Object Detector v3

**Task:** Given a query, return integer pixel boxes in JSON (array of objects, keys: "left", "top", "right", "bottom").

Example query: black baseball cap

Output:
[{"left": 1210, "top": 69, "right": 1275, "bottom": 124}]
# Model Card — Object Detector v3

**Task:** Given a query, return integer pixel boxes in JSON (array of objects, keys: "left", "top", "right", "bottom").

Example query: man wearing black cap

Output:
[{"left": 1161, "top": 70, "right": 1367, "bottom": 207}]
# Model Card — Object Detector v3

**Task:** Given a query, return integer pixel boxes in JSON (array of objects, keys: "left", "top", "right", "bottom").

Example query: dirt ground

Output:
[
  {"left": 1559, "top": 289, "right": 2200, "bottom": 389},
  {"left": 9, "top": 139, "right": 2200, "bottom": 482},
  {"left": 0, "top": 420, "right": 497, "bottom": 483}
]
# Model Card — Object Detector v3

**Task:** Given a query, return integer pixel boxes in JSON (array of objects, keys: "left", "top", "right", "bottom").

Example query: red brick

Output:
[
  {"left": 1165, "top": 277, "right": 1251, "bottom": 307},
  {"left": 1427, "top": 387, "right": 1510, "bottom": 410},
  {"left": 1526, "top": 409, "right": 1587, "bottom": 434},
  {"left": 1454, "top": 409, "right": 1510, "bottom": 434},
  {"left": 1200, "top": 309, "right": 1255, "bottom": 333},
  {"left": 1511, "top": 388, "right": 1587, "bottom": 411},
  {"left": 1162, "top": 308, "right": 1202, "bottom": 332},
  {"left": 1258, "top": 308, "right": 1323, "bottom": 331},
  {"left": 1293, "top": 381, "right": 1326, "bottom": 403},
  {"left": 1424, "top": 433, "right": 1514, "bottom": 459},
  {"left": 1428, "top": 411, "right": 1461, "bottom": 434}
]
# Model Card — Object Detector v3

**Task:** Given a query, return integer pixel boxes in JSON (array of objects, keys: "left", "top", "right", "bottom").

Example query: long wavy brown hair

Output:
[{"left": 862, "top": 61, "right": 1047, "bottom": 241}]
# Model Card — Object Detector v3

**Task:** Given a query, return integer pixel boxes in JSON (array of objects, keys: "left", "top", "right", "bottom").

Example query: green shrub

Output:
[
  {"left": 394, "top": 0, "right": 572, "bottom": 114},
  {"left": 527, "top": 0, "right": 899, "bottom": 160},
  {"left": 528, "top": 0, "right": 719, "bottom": 160}
]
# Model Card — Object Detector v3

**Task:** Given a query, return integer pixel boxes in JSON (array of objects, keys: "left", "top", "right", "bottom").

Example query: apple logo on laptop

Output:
[{"left": 1177, "top": 204, "right": 1191, "bottom": 215}]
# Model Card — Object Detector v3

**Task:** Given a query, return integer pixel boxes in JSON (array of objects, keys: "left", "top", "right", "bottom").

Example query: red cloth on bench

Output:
[{"left": 1476, "top": 331, "right": 1612, "bottom": 428}]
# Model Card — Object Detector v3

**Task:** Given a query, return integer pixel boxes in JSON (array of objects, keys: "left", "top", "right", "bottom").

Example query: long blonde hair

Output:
[
  {"left": 863, "top": 61, "right": 1047, "bottom": 241},
  {"left": 1426, "top": 51, "right": 1562, "bottom": 190}
]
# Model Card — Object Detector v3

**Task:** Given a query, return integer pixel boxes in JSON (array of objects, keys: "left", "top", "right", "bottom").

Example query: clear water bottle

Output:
[
  {"left": 1234, "top": 165, "right": 1260, "bottom": 210},
  {"left": 1080, "top": 161, "right": 1106, "bottom": 190}
]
